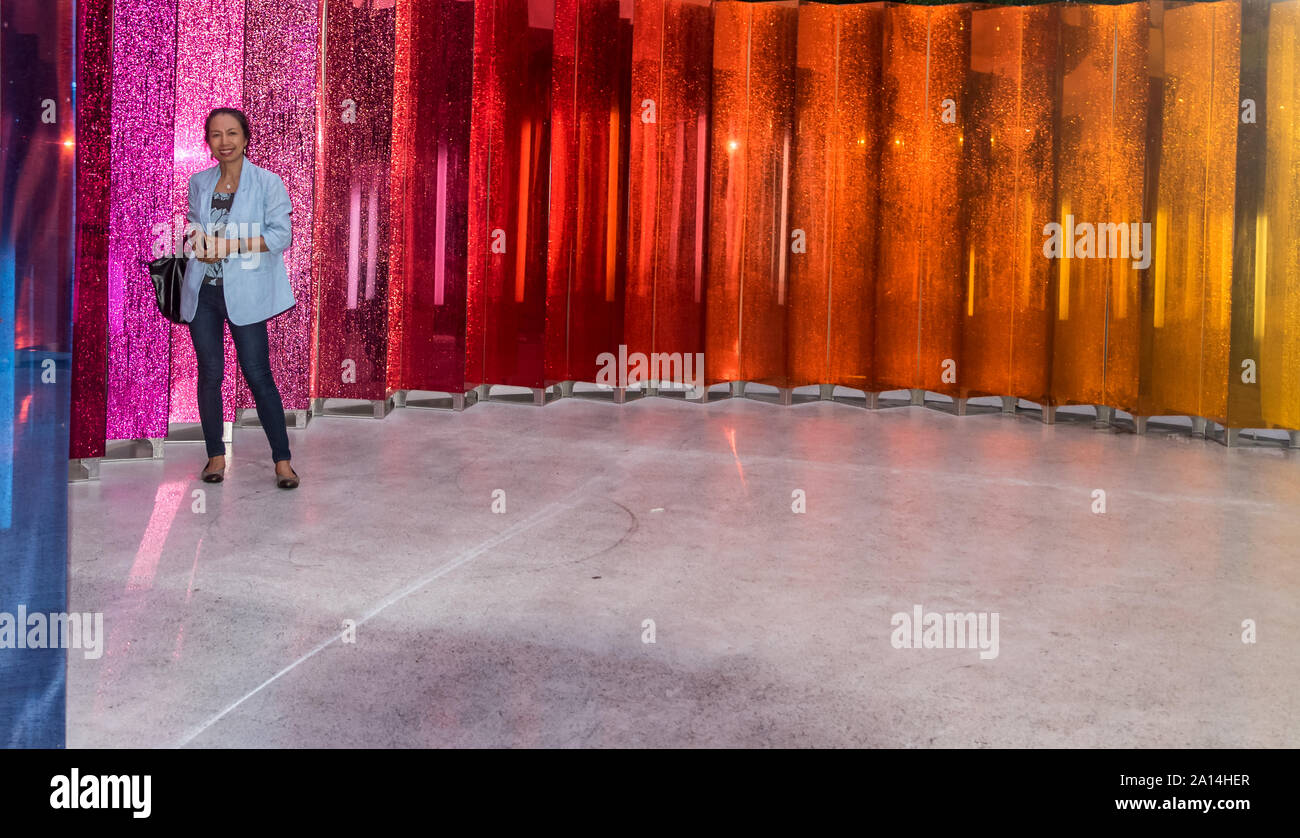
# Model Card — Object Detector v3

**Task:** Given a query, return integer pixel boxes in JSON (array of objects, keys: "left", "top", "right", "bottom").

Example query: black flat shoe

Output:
[
  {"left": 201, "top": 460, "right": 225, "bottom": 483},
  {"left": 276, "top": 468, "right": 299, "bottom": 490}
]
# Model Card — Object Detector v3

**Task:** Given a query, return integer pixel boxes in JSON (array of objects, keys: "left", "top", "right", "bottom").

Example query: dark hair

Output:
[{"left": 204, "top": 107, "right": 251, "bottom": 149}]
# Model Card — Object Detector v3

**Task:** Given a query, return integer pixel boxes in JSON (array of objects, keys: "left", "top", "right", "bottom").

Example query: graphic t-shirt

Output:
[{"left": 204, "top": 190, "right": 235, "bottom": 286}]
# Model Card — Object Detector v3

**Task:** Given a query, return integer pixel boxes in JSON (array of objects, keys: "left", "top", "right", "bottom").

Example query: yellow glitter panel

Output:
[
  {"left": 961, "top": 4, "right": 1058, "bottom": 403},
  {"left": 788, "top": 2, "right": 884, "bottom": 390},
  {"left": 1051, "top": 2, "right": 1148, "bottom": 411},
  {"left": 1143, "top": 0, "right": 1239, "bottom": 422},
  {"left": 1258, "top": 0, "right": 1300, "bottom": 429}
]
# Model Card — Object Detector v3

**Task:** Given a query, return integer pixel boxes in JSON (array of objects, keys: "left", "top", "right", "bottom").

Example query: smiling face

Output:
[{"left": 206, "top": 113, "right": 247, "bottom": 164}]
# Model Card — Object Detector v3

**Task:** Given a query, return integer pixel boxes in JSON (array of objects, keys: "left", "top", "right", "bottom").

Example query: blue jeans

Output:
[{"left": 188, "top": 281, "right": 292, "bottom": 463}]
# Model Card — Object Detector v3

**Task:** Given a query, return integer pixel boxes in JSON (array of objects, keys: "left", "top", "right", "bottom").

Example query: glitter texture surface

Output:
[
  {"left": 1051, "top": 1, "right": 1148, "bottom": 412},
  {"left": 312, "top": 0, "right": 398, "bottom": 401},
  {"left": 106, "top": 0, "right": 179, "bottom": 440},
  {"left": 545, "top": 0, "right": 633, "bottom": 385},
  {"left": 625, "top": 0, "right": 712, "bottom": 378},
  {"left": 788, "top": 1, "right": 884, "bottom": 390},
  {"left": 705, "top": 0, "right": 799, "bottom": 386},
  {"left": 875, "top": 3, "right": 970, "bottom": 395},
  {"left": 466, "top": 0, "right": 554, "bottom": 389},
  {"left": 1256, "top": 0, "right": 1300, "bottom": 428},
  {"left": 960, "top": 4, "right": 1058, "bottom": 403},
  {"left": 168, "top": 0, "right": 244, "bottom": 425},
  {"left": 1143, "top": 0, "right": 1239, "bottom": 421},
  {"left": 387, "top": 0, "right": 474, "bottom": 394},
  {"left": 240, "top": 0, "right": 320, "bottom": 411},
  {"left": 70, "top": 0, "right": 113, "bottom": 458}
]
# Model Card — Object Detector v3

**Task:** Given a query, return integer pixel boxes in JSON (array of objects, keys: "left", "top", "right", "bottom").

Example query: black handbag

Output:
[{"left": 147, "top": 255, "right": 187, "bottom": 324}]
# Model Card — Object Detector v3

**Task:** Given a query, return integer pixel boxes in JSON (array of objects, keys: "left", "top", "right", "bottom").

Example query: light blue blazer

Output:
[{"left": 181, "top": 157, "right": 295, "bottom": 326}]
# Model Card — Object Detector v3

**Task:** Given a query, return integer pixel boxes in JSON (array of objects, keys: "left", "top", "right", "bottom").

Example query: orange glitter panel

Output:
[
  {"left": 705, "top": 0, "right": 798, "bottom": 386},
  {"left": 1051, "top": 1, "right": 1148, "bottom": 412},
  {"left": 1142, "top": 0, "right": 1239, "bottom": 422},
  {"left": 788, "top": 2, "right": 885, "bottom": 391},
  {"left": 625, "top": 0, "right": 713, "bottom": 375},
  {"left": 544, "top": 0, "right": 633, "bottom": 385},
  {"left": 875, "top": 3, "right": 970, "bottom": 395},
  {"left": 960, "top": 4, "right": 1058, "bottom": 403}
]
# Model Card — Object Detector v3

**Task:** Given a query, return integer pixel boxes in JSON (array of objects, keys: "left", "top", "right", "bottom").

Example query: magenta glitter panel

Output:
[
  {"left": 70, "top": 0, "right": 113, "bottom": 458},
  {"left": 167, "top": 0, "right": 245, "bottom": 425},
  {"left": 544, "top": 0, "right": 633, "bottom": 385},
  {"left": 387, "top": 0, "right": 475, "bottom": 394},
  {"left": 312, "top": 0, "right": 398, "bottom": 402},
  {"left": 240, "top": 0, "right": 320, "bottom": 411},
  {"left": 106, "top": 0, "right": 179, "bottom": 440}
]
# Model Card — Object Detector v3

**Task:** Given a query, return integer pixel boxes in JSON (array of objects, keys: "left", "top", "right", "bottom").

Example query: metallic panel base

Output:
[
  {"left": 68, "top": 458, "right": 101, "bottom": 482},
  {"left": 102, "top": 438, "right": 165, "bottom": 461},
  {"left": 310, "top": 397, "right": 394, "bottom": 419},
  {"left": 392, "top": 389, "right": 477, "bottom": 412},
  {"left": 237, "top": 408, "right": 311, "bottom": 428},
  {"left": 1094, "top": 405, "right": 1114, "bottom": 428},
  {"left": 567, "top": 382, "right": 648, "bottom": 404},
  {"left": 480, "top": 384, "right": 562, "bottom": 406},
  {"left": 1002, "top": 396, "right": 1018, "bottom": 415}
]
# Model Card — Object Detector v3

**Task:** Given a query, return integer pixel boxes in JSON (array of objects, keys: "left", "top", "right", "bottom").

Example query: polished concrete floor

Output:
[{"left": 68, "top": 390, "right": 1300, "bottom": 747}]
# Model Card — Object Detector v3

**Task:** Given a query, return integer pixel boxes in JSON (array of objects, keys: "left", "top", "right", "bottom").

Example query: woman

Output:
[{"left": 183, "top": 107, "right": 299, "bottom": 489}]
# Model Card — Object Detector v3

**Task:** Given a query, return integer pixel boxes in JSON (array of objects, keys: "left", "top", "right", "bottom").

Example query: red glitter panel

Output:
[
  {"left": 387, "top": 0, "right": 475, "bottom": 394},
  {"left": 466, "top": 0, "right": 554, "bottom": 389},
  {"left": 875, "top": 3, "right": 970, "bottom": 395},
  {"left": 625, "top": 0, "right": 713, "bottom": 378},
  {"left": 705, "top": 0, "right": 798, "bottom": 386},
  {"left": 788, "top": 2, "right": 885, "bottom": 390},
  {"left": 105, "top": 0, "right": 179, "bottom": 440},
  {"left": 167, "top": 0, "right": 244, "bottom": 426},
  {"left": 312, "top": 0, "right": 398, "bottom": 401},
  {"left": 239, "top": 0, "right": 321, "bottom": 412},
  {"left": 960, "top": 4, "right": 1059, "bottom": 403},
  {"left": 70, "top": 0, "right": 113, "bottom": 459},
  {"left": 1051, "top": 2, "right": 1148, "bottom": 412},
  {"left": 544, "top": 0, "right": 634, "bottom": 384}
]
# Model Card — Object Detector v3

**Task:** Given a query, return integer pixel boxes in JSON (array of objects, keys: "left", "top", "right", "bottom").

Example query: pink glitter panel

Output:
[
  {"left": 624, "top": 0, "right": 712, "bottom": 378},
  {"left": 544, "top": 0, "right": 633, "bottom": 385},
  {"left": 167, "top": 0, "right": 245, "bottom": 425},
  {"left": 70, "top": 0, "right": 113, "bottom": 459},
  {"left": 240, "top": 0, "right": 320, "bottom": 411},
  {"left": 106, "top": 0, "right": 179, "bottom": 440},
  {"left": 466, "top": 0, "right": 554, "bottom": 390},
  {"left": 387, "top": 0, "right": 475, "bottom": 394},
  {"left": 312, "top": 0, "right": 398, "bottom": 401}
]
